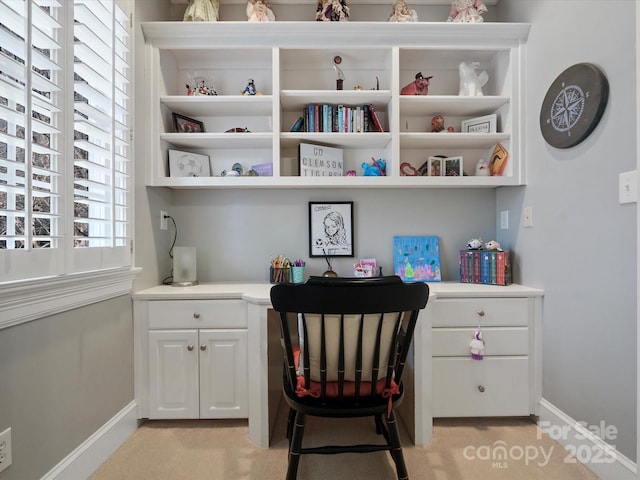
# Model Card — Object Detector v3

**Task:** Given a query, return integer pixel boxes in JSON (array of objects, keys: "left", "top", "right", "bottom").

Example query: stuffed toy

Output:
[
  {"left": 447, "top": 0, "right": 487, "bottom": 23},
  {"left": 466, "top": 237, "right": 483, "bottom": 250},
  {"left": 475, "top": 158, "right": 489, "bottom": 176},
  {"left": 401, "top": 72, "right": 432, "bottom": 95},
  {"left": 362, "top": 158, "right": 386, "bottom": 176},
  {"left": 469, "top": 330, "right": 485, "bottom": 360},
  {"left": 485, "top": 240, "right": 502, "bottom": 251}
]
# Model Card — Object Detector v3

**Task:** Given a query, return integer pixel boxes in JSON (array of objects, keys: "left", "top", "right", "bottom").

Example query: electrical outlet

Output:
[
  {"left": 0, "top": 427, "right": 12, "bottom": 473},
  {"left": 160, "top": 210, "right": 168, "bottom": 230},
  {"left": 523, "top": 206, "right": 533, "bottom": 228}
]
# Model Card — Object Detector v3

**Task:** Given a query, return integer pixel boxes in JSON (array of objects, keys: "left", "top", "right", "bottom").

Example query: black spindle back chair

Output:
[{"left": 270, "top": 276, "right": 429, "bottom": 480}]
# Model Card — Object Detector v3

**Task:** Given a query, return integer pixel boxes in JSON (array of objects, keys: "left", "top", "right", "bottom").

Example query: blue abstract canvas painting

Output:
[{"left": 393, "top": 236, "right": 441, "bottom": 282}]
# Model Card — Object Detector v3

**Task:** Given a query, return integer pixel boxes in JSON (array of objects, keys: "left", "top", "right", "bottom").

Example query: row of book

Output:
[
  {"left": 459, "top": 250, "right": 512, "bottom": 285},
  {"left": 290, "top": 103, "right": 384, "bottom": 133}
]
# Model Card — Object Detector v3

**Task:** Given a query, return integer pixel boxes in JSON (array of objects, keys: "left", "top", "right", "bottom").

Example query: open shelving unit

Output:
[{"left": 142, "top": 21, "right": 530, "bottom": 189}]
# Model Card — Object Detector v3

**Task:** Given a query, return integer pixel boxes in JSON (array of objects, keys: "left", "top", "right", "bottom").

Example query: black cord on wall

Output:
[{"left": 162, "top": 215, "right": 178, "bottom": 285}]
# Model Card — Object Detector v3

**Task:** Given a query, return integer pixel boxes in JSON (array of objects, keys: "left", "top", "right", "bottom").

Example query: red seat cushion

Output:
[{"left": 293, "top": 347, "right": 399, "bottom": 400}]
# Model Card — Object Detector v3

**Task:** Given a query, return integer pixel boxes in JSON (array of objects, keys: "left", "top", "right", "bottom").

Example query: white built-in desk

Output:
[{"left": 133, "top": 282, "right": 543, "bottom": 448}]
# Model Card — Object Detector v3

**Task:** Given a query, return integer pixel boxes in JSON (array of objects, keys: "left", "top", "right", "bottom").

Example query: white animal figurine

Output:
[
  {"left": 459, "top": 61, "right": 489, "bottom": 96},
  {"left": 475, "top": 158, "right": 489, "bottom": 176},
  {"left": 470, "top": 330, "right": 485, "bottom": 360},
  {"left": 485, "top": 240, "right": 502, "bottom": 251}
]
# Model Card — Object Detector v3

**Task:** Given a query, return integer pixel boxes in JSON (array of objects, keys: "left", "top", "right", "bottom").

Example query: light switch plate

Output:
[{"left": 619, "top": 170, "right": 637, "bottom": 204}]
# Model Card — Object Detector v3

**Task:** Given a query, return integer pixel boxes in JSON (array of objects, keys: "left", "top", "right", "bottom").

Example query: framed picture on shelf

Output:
[
  {"left": 443, "top": 156, "right": 463, "bottom": 176},
  {"left": 428, "top": 156, "right": 444, "bottom": 176},
  {"left": 309, "top": 201, "right": 354, "bottom": 258},
  {"left": 461, "top": 114, "right": 497, "bottom": 134},
  {"left": 169, "top": 149, "right": 210, "bottom": 177},
  {"left": 172, "top": 112, "right": 204, "bottom": 133}
]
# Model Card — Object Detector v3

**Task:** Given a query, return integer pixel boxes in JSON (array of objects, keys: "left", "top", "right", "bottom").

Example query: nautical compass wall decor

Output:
[{"left": 539, "top": 63, "right": 609, "bottom": 149}]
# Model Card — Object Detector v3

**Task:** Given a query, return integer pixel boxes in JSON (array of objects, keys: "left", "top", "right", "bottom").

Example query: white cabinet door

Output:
[
  {"left": 199, "top": 329, "right": 248, "bottom": 418},
  {"left": 148, "top": 329, "right": 199, "bottom": 419}
]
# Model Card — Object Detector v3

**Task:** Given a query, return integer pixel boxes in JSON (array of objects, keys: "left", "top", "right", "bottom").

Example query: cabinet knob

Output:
[
  {"left": 187, "top": 345, "right": 194, "bottom": 351},
  {"left": 193, "top": 312, "right": 201, "bottom": 319},
  {"left": 477, "top": 310, "right": 485, "bottom": 317},
  {"left": 478, "top": 385, "right": 485, "bottom": 393},
  {"left": 200, "top": 344, "right": 207, "bottom": 351}
]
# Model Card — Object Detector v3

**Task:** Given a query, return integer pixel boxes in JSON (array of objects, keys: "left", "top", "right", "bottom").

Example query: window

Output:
[{"left": 0, "top": 0, "right": 132, "bottom": 283}]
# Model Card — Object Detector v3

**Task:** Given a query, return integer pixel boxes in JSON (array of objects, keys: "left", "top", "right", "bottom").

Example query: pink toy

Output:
[
  {"left": 400, "top": 72, "right": 432, "bottom": 95},
  {"left": 447, "top": 0, "right": 487, "bottom": 23}
]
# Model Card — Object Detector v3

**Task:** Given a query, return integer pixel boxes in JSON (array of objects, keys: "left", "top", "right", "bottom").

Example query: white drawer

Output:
[
  {"left": 432, "top": 327, "right": 529, "bottom": 357},
  {"left": 148, "top": 300, "right": 247, "bottom": 329},
  {"left": 431, "top": 297, "right": 529, "bottom": 327},
  {"left": 432, "top": 357, "right": 530, "bottom": 417}
]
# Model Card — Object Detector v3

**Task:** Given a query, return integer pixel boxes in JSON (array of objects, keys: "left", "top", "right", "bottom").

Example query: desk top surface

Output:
[{"left": 133, "top": 281, "right": 543, "bottom": 303}]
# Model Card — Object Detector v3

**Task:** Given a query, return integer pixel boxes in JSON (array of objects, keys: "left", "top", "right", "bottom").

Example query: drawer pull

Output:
[
  {"left": 477, "top": 310, "right": 485, "bottom": 317},
  {"left": 478, "top": 385, "right": 486, "bottom": 393},
  {"left": 200, "top": 344, "right": 207, "bottom": 351},
  {"left": 193, "top": 312, "right": 201, "bottom": 319},
  {"left": 187, "top": 345, "right": 194, "bottom": 352}
]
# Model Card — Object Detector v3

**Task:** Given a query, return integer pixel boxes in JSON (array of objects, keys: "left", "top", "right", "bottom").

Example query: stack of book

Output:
[
  {"left": 459, "top": 249, "right": 512, "bottom": 285},
  {"left": 291, "top": 104, "right": 384, "bottom": 133}
]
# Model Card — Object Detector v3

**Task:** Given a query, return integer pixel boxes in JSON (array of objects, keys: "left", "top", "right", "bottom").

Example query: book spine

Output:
[
  {"left": 323, "top": 104, "right": 329, "bottom": 132},
  {"left": 459, "top": 251, "right": 467, "bottom": 282},
  {"left": 307, "top": 104, "right": 314, "bottom": 133},
  {"left": 303, "top": 107, "right": 309, "bottom": 132},
  {"left": 472, "top": 251, "right": 480, "bottom": 283},
  {"left": 314, "top": 105, "right": 320, "bottom": 132},
  {"left": 368, "top": 104, "right": 384, "bottom": 132},
  {"left": 490, "top": 251, "right": 497, "bottom": 284},
  {"left": 496, "top": 251, "right": 505, "bottom": 285},
  {"left": 467, "top": 251, "right": 473, "bottom": 283},
  {"left": 363, "top": 104, "right": 370, "bottom": 132},
  {"left": 337, "top": 105, "right": 344, "bottom": 133},
  {"left": 481, "top": 251, "right": 490, "bottom": 284}
]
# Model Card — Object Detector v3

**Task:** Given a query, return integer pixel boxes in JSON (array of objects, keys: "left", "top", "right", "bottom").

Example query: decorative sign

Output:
[
  {"left": 299, "top": 143, "right": 343, "bottom": 177},
  {"left": 539, "top": 63, "right": 609, "bottom": 149}
]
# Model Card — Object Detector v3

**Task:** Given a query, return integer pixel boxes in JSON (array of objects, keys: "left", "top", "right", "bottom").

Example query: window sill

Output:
[{"left": 0, "top": 267, "right": 137, "bottom": 330}]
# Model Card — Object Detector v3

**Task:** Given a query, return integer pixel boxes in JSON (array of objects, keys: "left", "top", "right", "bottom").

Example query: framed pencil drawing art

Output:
[{"left": 309, "top": 201, "right": 354, "bottom": 258}]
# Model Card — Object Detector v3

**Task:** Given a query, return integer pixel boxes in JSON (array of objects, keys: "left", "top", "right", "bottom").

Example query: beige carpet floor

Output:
[{"left": 91, "top": 405, "right": 600, "bottom": 479}]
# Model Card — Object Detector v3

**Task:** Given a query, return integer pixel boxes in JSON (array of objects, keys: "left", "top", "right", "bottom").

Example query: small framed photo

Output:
[
  {"left": 169, "top": 149, "right": 211, "bottom": 177},
  {"left": 172, "top": 112, "right": 204, "bottom": 133},
  {"left": 309, "top": 201, "right": 354, "bottom": 258},
  {"left": 444, "top": 156, "right": 463, "bottom": 176},
  {"left": 461, "top": 114, "right": 497, "bottom": 134},
  {"left": 428, "top": 156, "right": 444, "bottom": 176}
]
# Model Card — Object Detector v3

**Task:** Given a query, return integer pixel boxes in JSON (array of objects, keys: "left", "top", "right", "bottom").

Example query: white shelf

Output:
[
  {"left": 143, "top": 21, "right": 530, "bottom": 189},
  {"left": 161, "top": 95, "right": 273, "bottom": 116}
]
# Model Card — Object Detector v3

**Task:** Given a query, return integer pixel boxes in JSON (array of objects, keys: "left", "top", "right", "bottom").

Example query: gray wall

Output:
[
  {"left": 0, "top": 296, "right": 133, "bottom": 480},
  {"left": 497, "top": 0, "right": 637, "bottom": 461}
]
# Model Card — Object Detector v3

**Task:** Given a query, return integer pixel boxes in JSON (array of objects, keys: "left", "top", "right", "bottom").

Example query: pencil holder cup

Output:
[
  {"left": 270, "top": 266, "right": 291, "bottom": 284},
  {"left": 291, "top": 266, "right": 305, "bottom": 284}
]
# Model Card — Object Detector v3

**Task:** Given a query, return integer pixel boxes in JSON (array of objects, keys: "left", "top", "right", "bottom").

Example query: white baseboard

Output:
[
  {"left": 538, "top": 399, "right": 637, "bottom": 480},
  {"left": 41, "top": 401, "right": 139, "bottom": 480}
]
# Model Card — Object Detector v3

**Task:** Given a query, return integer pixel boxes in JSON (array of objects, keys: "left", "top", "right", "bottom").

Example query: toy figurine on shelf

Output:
[
  {"left": 388, "top": 0, "right": 418, "bottom": 22},
  {"left": 362, "top": 158, "right": 386, "bottom": 176},
  {"left": 316, "top": 0, "right": 350, "bottom": 22},
  {"left": 400, "top": 72, "right": 432, "bottom": 95},
  {"left": 241, "top": 78, "right": 261, "bottom": 95},
  {"left": 247, "top": 0, "right": 275, "bottom": 22},
  {"left": 333, "top": 56, "right": 345, "bottom": 90},
  {"left": 467, "top": 237, "right": 483, "bottom": 249},
  {"left": 447, "top": 0, "right": 487, "bottom": 23},
  {"left": 474, "top": 158, "right": 490, "bottom": 176},
  {"left": 431, "top": 114, "right": 445, "bottom": 132},
  {"left": 485, "top": 240, "right": 502, "bottom": 251},
  {"left": 183, "top": 0, "right": 219, "bottom": 21}
]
